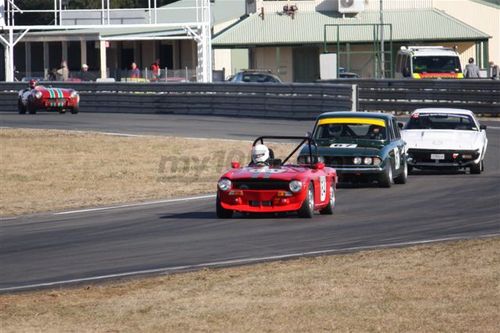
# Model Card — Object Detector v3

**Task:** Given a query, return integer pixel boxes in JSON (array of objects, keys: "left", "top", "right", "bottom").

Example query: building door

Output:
[
  {"left": 121, "top": 48, "right": 134, "bottom": 70},
  {"left": 293, "top": 47, "right": 319, "bottom": 82},
  {"left": 48, "top": 42, "right": 62, "bottom": 70},
  {"left": 159, "top": 44, "right": 173, "bottom": 70},
  {"left": 67, "top": 41, "right": 80, "bottom": 71}
]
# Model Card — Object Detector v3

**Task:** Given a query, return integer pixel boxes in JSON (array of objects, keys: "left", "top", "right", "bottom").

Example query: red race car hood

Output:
[
  {"left": 222, "top": 165, "right": 312, "bottom": 181},
  {"left": 36, "top": 86, "right": 73, "bottom": 98}
]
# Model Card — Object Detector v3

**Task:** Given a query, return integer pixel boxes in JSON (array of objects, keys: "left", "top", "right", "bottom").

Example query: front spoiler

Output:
[
  {"left": 219, "top": 189, "right": 306, "bottom": 213},
  {"left": 408, "top": 161, "right": 477, "bottom": 169},
  {"left": 330, "top": 166, "right": 384, "bottom": 176}
]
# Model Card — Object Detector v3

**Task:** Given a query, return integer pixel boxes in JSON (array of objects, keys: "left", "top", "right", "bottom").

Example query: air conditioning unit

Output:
[{"left": 338, "top": 0, "right": 365, "bottom": 14}]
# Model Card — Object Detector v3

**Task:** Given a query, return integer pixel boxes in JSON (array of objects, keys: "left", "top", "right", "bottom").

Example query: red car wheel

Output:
[
  {"left": 319, "top": 183, "right": 335, "bottom": 215},
  {"left": 298, "top": 183, "right": 314, "bottom": 218}
]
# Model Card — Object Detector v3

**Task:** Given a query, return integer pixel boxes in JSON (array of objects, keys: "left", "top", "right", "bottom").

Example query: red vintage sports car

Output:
[
  {"left": 216, "top": 136, "right": 338, "bottom": 218},
  {"left": 18, "top": 80, "right": 79, "bottom": 114}
]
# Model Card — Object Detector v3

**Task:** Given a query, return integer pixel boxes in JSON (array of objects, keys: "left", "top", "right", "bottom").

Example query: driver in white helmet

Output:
[{"left": 251, "top": 143, "right": 271, "bottom": 166}]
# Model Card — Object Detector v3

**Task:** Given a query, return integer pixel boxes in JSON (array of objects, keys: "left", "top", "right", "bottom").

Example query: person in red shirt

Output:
[{"left": 150, "top": 59, "right": 160, "bottom": 81}]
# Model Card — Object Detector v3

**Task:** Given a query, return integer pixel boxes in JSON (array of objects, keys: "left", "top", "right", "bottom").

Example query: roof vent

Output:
[{"left": 338, "top": 0, "right": 365, "bottom": 14}]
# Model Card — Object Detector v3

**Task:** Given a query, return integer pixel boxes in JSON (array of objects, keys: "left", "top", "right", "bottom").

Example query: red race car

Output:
[
  {"left": 18, "top": 80, "right": 80, "bottom": 114},
  {"left": 216, "top": 136, "right": 338, "bottom": 218}
]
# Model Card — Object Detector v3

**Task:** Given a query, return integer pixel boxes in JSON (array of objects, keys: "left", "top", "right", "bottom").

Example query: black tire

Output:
[
  {"left": 27, "top": 97, "right": 37, "bottom": 114},
  {"left": 470, "top": 160, "right": 482, "bottom": 174},
  {"left": 298, "top": 183, "right": 314, "bottom": 218},
  {"left": 17, "top": 100, "right": 26, "bottom": 114},
  {"left": 216, "top": 194, "right": 233, "bottom": 218},
  {"left": 379, "top": 160, "right": 393, "bottom": 188},
  {"left": 319, "top": 182, "right": 335, "bottom": 215},
  {"left": 394, "top": 159, "right": 408, "bottom": 184},
  {"left": 71, "top": 106, "right": 79, "bottom": 114}
]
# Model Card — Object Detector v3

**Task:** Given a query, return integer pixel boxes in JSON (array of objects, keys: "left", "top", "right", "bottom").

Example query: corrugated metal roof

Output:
[
  {"left": 213, "top": 9, "right": 490, "bottom": 47},
  {"left": 159, "top": 0, "right": 246, "bottom": 25}
]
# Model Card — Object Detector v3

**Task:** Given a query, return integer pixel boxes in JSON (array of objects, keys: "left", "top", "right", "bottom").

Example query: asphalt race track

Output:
[
  {"left": 1, "top": 112, "right": 499, "bottom": 292},
  {"left": 0, "top": 112, "right": 313, "bottom": 140}
]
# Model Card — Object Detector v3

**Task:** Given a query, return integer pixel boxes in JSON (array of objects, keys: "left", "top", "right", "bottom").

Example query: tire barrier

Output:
[{"left": 0, "top": 82, "right": 356, "bottom": 120}]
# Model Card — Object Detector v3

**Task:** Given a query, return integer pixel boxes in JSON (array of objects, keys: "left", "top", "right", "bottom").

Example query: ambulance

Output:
[{"left": 395, "top": 46, "right": 463, "bottom": 79}]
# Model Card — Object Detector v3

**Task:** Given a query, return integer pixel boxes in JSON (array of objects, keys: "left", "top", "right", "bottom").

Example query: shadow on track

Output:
[
  {"left": 159, "top": 210, "right": 320, "bottom": 221},
  {"left": 159, "top": 211, "right": 217, "bottom": 220},
  {"left": 409, "top": 169, "right": 468, "bottom": 176}
]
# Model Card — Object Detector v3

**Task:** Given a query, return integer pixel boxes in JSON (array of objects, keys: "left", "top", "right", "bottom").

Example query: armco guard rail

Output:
[
  {"left": 0, "top": 82, "right": 357, "bottom": 119},
  {"left": 319, "top": 79, "right": 500, "bottom": 115}
]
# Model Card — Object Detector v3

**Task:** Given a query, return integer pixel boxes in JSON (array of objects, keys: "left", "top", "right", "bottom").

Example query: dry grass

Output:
[
  {"left": 0, "top": 237, "right": 498, "bottom": 332},
  {"left": 0, "top": 128, "right": 293, "bottom": 216},
  {"left": 1, "top": 129, "right": 498, "bottom": 332}
]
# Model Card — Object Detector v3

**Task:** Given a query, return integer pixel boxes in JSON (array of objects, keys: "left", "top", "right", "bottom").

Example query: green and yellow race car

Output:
[{"left": 298, "top": 112, "right": 408, "bottom": 187}]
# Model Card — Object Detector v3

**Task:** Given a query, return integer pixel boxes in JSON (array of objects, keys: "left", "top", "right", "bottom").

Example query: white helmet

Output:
[{"left": 252, "top": 144, "right": 270, "bottom": 164}]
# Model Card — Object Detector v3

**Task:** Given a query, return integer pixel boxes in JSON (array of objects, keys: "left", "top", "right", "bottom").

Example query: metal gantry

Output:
[{"left": 0, "top": 0, "right": 213, "bottom": 82}]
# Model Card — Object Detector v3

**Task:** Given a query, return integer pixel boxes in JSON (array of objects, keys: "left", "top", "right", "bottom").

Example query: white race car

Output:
[{"left": 401, "top": 108, "right": 488, "bottom": 174}]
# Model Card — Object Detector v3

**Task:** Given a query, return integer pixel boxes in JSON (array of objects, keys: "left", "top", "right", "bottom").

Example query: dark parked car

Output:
[{"left": 228, "top": 70, "right": 282, "bottom": 83}]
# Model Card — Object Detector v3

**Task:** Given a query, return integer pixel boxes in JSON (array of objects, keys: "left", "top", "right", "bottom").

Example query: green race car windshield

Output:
[{"left": 314, "top": 123, "right": 387, "bottom": 146}]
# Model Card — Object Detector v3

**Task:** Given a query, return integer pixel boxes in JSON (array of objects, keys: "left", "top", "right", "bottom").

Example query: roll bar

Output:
[{"left": 252, "top": 136, "right": 318, "bottom": 166}]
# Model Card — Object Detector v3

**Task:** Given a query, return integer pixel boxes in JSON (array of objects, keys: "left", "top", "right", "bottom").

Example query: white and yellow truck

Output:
[{"left": 395, "top": 46, "right": 464, "bottom": 79}]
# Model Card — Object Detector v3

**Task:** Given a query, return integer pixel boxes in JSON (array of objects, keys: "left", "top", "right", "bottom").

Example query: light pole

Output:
[{"left": 380, "top": 0, "right": 385, "bottom": 79}]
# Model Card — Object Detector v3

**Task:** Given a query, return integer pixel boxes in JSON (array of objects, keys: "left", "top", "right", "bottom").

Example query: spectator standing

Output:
[
  {"left": 130, "top": 62, "right": 140, "bottom": 78},
  {"left": 489, "top": 61, "right": 498, "bottom": 80},
  {"left": 56, "top": 60, "right": 69, "bottom": 81},
  {"left": 79, "top": 64, "right": 95, "bottom": 81},
  {"left": 150, "top": 59, "right": 160, "bottom": 81},
  {"left": 464, "top": 57, "right": 480, "bottom": 78},
  {"left": 48, "top": 68, "right": 57, "bottom": 81}
]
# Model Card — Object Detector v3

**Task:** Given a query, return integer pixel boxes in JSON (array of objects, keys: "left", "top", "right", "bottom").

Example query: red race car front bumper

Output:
[
  {"left": 40, "top": 98, "right": 78, "bottom": 109},
  {"left": 219, "top": 189, "right": 307, "bottom": 213}
]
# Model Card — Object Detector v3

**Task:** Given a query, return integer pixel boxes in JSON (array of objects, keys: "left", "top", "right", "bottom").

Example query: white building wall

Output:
[
  {"left": 364, "top": 0, "right": 432, "bottom": 11},
  {"left": 213, "top": 48, "right": 232, "bottom": 74},
  {"left": 433, "top": 0, "right": 499, "bottom": 65},
  {"left": 256, "top": 0, "right": 433, "bottom": 13}
]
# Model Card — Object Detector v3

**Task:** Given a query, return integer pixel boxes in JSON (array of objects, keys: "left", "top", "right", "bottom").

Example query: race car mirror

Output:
[
  {"left": 313, "top": 162, "right": 325, "bottom": 170},
  {"left": 231, "top": 161, "right": 241, "bottom": 169},
  {"left": 480, "top": 125, "right": 487, "bottom": 130}
]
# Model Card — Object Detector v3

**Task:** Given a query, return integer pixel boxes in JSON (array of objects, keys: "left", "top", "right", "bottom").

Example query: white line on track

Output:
[
  {"left": 53, "top": 194, "right": 216, "bottom": 215},
  {"left": 1, "top": 232, "right": 499, "bottom": 292}
]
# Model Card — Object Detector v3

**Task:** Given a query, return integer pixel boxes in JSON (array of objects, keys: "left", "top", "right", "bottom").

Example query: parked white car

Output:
[{"left": 401, "top": 108, "right": 488, "bottom": 174}]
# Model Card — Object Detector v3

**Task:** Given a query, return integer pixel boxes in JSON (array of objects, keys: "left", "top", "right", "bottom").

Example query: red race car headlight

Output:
[
  {"left": 289, "top": 180, "right": 303, "bottom": 193},
  {"left": 34, "top": 91, "right": 42, "bottom": 99},
  {"left": 218, "top": 178, "right": 232, "bottom": 191}
]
